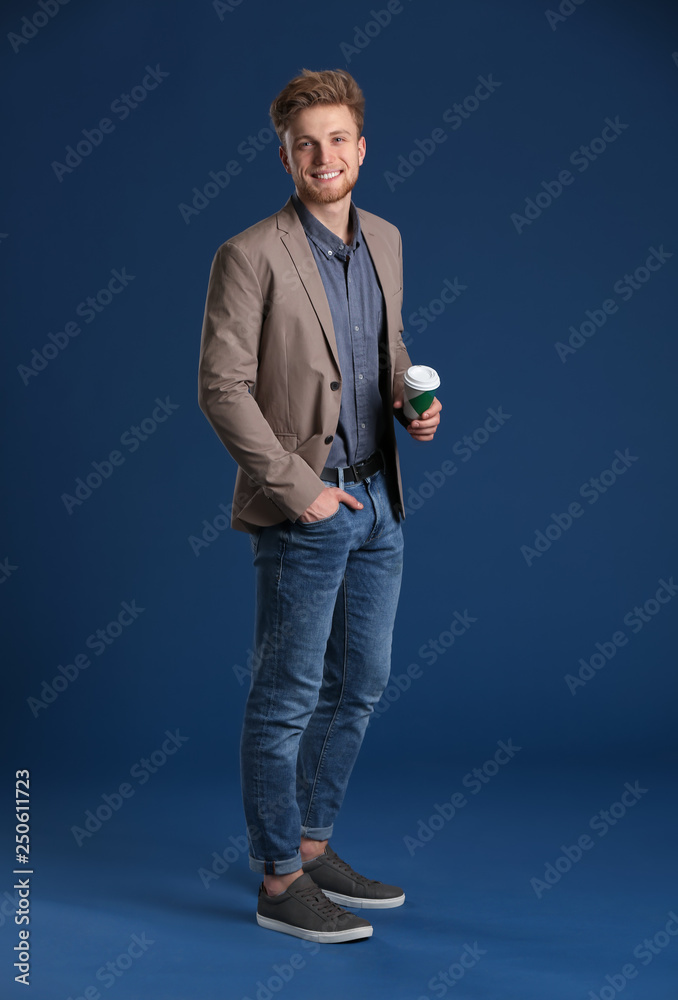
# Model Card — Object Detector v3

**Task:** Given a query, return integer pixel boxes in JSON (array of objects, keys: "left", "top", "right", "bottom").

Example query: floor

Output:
[{"left": 14, "top": 762, "right": 678, "bottom": 1000}]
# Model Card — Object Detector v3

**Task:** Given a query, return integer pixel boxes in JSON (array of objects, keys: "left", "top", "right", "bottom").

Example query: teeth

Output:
[{"left": 314, "top": 171, "right": 340, "bottom": 179}]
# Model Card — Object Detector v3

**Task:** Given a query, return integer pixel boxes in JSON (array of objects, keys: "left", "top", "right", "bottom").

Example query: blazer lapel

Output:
[
  {"left": 357, "top": 212, "right": 400, "bottom": 310},
  {"left": 357, "top": 210, "right": 402, "bottom": 379},
  {"left": 276, "top": 197, "right": 340, "bottom": 371},
  {"left": 275, "top": 196, "right": 401, "bottom": 377}
]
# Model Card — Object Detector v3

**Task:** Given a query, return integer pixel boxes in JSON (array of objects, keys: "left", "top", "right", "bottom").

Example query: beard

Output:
[{"left": 296, "top": 167, "right": 359, "bottom": 205}]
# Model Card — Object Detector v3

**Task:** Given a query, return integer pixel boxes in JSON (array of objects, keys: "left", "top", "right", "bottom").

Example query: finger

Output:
[
  {"left": 410, "top": 417, "right": 440, "bottom": 430},
  {"left": 420, "top": 402, "right": 442, "bottom": 419}
]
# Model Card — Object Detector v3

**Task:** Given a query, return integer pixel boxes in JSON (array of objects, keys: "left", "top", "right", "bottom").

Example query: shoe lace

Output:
[
  {"left": 296, "top": 880, "right": 349, "bottom": 919},
  {"left": 329, "top": 852, "right": 380, "bottom": 887}
]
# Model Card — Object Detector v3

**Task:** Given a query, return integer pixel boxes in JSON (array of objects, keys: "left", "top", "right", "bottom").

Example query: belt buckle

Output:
[{"left": 350, "top": 447, "right": 380, "bottom": 483}]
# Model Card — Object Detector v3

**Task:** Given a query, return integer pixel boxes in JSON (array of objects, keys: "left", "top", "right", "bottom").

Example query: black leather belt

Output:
[{"left": 321, "top": 447, "right": 385, "bottom": 485}]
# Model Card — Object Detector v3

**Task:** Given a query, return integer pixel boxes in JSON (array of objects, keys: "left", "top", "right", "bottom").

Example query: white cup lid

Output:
[{"left": 404, "top": 365, "right": 440, "bottom": 391}]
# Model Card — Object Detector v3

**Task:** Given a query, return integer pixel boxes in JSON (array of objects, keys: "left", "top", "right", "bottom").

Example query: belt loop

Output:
[{"left": 337, "top": 466, "right": 344, "bottom": 490}]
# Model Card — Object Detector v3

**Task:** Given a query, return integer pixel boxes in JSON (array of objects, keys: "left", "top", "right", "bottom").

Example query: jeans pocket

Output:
[{"left": 296, "top": 504, "right": 342, "bottom": 527}]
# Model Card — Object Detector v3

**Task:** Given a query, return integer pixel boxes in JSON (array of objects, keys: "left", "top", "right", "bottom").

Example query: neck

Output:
[{"left": 295, "top": 189, "right": 353, "bottom": 244}]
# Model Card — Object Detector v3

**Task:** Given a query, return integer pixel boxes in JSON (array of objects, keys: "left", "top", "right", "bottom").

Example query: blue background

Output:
[{"left": 2, "top": 0, "right": 677, "bottom": 997}]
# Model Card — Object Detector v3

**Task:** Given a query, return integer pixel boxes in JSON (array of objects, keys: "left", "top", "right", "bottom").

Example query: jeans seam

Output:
[
  {"left": 301, "top": 575, "right": 349, "bottom": 830},
  {"left": 252, "top": 526, "right": 287, "bottom": 852}
]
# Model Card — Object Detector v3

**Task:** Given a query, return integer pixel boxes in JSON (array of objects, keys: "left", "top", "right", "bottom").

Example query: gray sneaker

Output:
[
  {"left": 256, "top": 872, "right": 373, "bottom": 943},
  {"left": 302, "top": 845, "right": 405, "bottom": 909}
]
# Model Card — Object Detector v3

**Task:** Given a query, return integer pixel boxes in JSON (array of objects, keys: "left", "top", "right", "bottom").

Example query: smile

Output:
[{"left": 312, "top": 170, "right": 341, "bottom": 180}]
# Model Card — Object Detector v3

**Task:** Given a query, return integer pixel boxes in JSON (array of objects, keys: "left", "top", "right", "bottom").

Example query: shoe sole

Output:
[
  {"left": 319, "top": 889, "right": 406, "bottom": 909},
  {"left": 256, "top": 913, "right": 373, "bottom": 942}
]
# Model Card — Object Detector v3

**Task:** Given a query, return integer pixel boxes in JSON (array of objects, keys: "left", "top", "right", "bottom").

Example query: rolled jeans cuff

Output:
[
  {"left": 300, "top": 823, "right": 334, "bottom": 841},
  {"left": 249, "top": 850, "right": 302, "bottom": 876}
]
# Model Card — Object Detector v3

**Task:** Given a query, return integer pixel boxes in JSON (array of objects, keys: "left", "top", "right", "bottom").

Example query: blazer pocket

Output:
[{"left": 274, "top": 432, "right": 298, "bottom": 452}]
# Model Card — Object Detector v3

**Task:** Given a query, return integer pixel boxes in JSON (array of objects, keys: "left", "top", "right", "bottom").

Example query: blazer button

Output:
[
  {"left": 324, "top": 435, "right": 334, "bottom": 444},
  {"left": 330, "top": 381, "right": 340, "bottom": 390}
]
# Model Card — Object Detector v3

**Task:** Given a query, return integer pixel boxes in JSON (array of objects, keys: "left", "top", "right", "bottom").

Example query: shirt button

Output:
[
  {"left": 354, "top": 325, "right": 359, "bottom": 331},
  {"left": 327, "top": 250, "right": 333, "bottom": 256},
  {"left": 330, "top": 381, "right": 340, "bottom": 390},
  {"left": 324, "top": 435, "right": 334, "bottom": 444},
  {"left": 361, "top": 423, "right": 365, "bottom": 428},
  {"left": 358, "top": 374, "right": 364, "bottom": 379}
]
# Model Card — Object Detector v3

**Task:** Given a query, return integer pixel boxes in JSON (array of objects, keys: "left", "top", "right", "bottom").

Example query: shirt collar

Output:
[{"left": 291, "top": 190, "right": 361, "bottom": 259}]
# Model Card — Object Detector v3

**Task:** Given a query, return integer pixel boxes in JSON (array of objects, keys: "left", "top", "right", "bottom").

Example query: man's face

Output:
[{"left": 280, "top": 103, "right": 365, "bottom": 206}]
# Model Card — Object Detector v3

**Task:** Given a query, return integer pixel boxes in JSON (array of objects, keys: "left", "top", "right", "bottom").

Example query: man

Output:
[{"left": 198, "top": 68, "right": 441, "bottom": 943}]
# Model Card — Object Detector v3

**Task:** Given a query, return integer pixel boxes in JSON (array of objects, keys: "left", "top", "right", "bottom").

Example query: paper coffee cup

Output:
[{"left": 402, "top": 365, "right": 440, "bottom": 421}]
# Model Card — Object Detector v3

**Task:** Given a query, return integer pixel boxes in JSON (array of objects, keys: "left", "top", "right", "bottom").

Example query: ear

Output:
[
  {"left": 358, "top": 135, "right": 366, "bottom": 165},
  {"left": 279, "top": 144, "right": 291, "bottom": 174}
]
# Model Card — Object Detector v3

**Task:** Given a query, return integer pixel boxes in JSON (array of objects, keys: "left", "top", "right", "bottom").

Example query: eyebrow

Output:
[{"left": 292, "top": 129, "right": 352, "bottom": 140}]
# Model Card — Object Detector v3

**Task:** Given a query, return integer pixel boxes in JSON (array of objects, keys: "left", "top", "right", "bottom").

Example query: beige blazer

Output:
[{"left": 198, "top": 195, "right": 413, "bottom": 534}]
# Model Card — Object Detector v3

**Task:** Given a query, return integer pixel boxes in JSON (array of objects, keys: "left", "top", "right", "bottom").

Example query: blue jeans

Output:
[{"left": 241, "top": 465, "right": 404, "bottom": 875}]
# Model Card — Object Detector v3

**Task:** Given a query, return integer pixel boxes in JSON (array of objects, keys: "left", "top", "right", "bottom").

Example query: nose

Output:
[{"left": 313, "top": 142, "right": 333, "bottom": 164}]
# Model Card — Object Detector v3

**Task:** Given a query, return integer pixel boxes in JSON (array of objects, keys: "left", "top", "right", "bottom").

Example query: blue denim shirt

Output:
[{"left": 291, "top": 191, "right": 387, "bottom": 468}]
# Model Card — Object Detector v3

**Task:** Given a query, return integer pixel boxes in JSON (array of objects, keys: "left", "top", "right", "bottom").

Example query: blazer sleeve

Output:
[
  {"left": 197, "top": 242, "right": 326, "bottom": 521},
  {"left": 392, "top": 230, "right": 414, "bottom": 430}
]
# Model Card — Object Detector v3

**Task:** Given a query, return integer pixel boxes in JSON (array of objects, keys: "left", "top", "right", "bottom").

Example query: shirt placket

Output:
[{"left": 345, "top": 248, "right": 368, "bottom": 467}]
